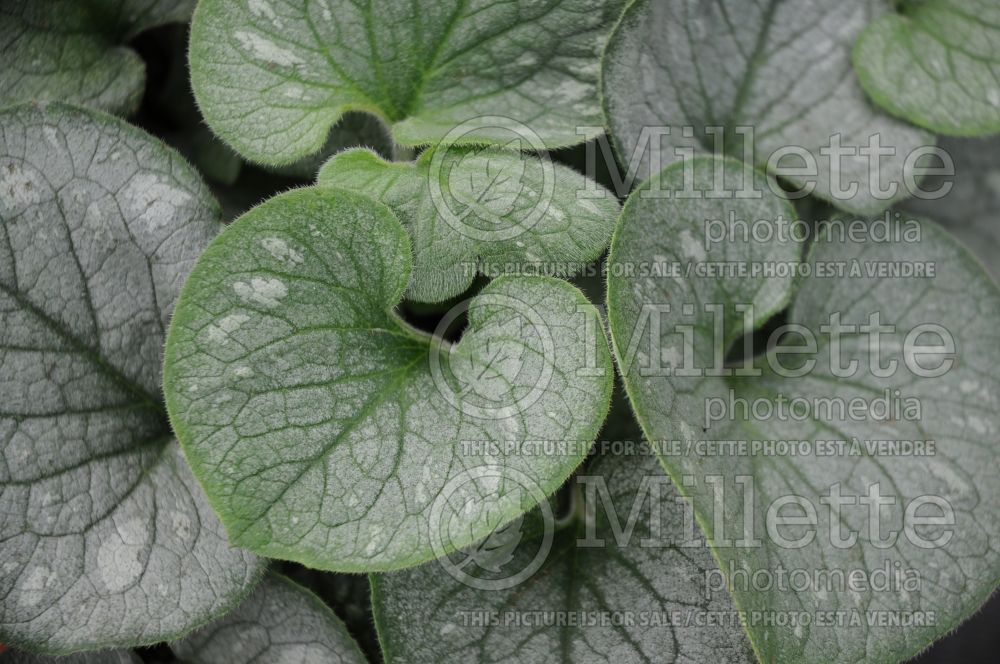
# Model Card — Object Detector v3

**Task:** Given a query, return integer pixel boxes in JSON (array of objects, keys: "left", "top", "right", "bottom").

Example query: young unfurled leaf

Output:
[
  {"left": 171, "top": 573, "right": 366, "bottom": 664},
  {"left": 899, "top": 136, "right": 1000, "bottom": 281},
  {"left": 0, "top": 103, "right": 263, "bottom": 653},
  {"left": 0, "top": 1, "right": 195, "bottom": 114},
  {"left": 372, "top": 449, "right": 754, "bottom": 663},
  {"left": 606, "top": 156, "right": 1000, "bottom": 663},
  {"left": 189, "top": 0, "right": 625, "bottom": 164},
  {"left": 318, "top": 148, "right": 619, "bottom": 302},
  {"left": 854, "top": 0, "right": 1000, "bottom": 137},
  {"left": 602, "top": 0, "right": 932, "bottom": 215},
  {"left": 452, "top": 148, "right": 527, "bottom": 220},
  {"left": 163, "top": 186, "right": 614, "bottom": 572}
]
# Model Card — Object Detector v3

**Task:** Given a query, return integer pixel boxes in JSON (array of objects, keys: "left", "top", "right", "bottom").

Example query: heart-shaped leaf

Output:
[
  {"left": 163, "top": 186, "right": 614, "bottom": 571},
  {"left": 854, "top": 0, "right": 1000, "bottom": 136},
  {"left": 317, "top": 148, "right": 619, "bottom": 302},
  {"left": 601, "top": 0, "right": 932, "bottom": 215},
  {"left": 373, "top": 447, "right": 754, "bottom": 663},
  {"left": 171, "top": 572, "right": 366, "bottom": 664},
  {"left": 152, "top": 28, "right": 392, "bottom": 185},
  {"left": 607, "top": 156, "right": 1000, "bottom": 662},
  {"left": 0, "top": 103, "right": 263, "bottom": 653},
  {"left": 0, "top": 1, "right": 195, "bottom": 114},
  {"left": 189, "top": 0, "right": 625, "bottom": 164}
]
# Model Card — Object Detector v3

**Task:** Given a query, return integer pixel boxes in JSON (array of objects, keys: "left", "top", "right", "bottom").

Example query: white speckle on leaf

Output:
[
  {"left": 577, "top": 197, "right": 601, "bottom": 214},
  {"left": 261, "top": 236, "right": 304, "bottom": 263},
  {"left": 171, "top": 511, "right": 193, "bottom": 540},
  {"left": 123, "top": 173, "right": 192, "bottom": 228},
  {"left": 966, "top": 414, "right": 990, "bottom": 435},
  {"left": 516, "top": 52, "right": 539, "bottom": 68},
  {"left": 42, "top": 125, "right": 60, "bottom": 149},
  {"left": 234, "top": 365, "right": 254, "bottom": 377},
  {"left": 234, "top": 277, "right": 288, "bottom": 307},
  {"left": 439, "top": 623, "right": 457, "bottom": 636},
  {"left": 19, "top": 565, "right": 58, "bottom": 608},
  {"left": 97, "top": 517, "right": 148, "bottom": 593},
  {"left": 661, "top": 345, "right": 682, "bottom": 367},
  {"left": 317, "top": 0, "right": 332, "bottom": 21},
  {"left": 235, "top": 31, "right": 303, "bottom": 68},
  {"left": 552, "top": 79, "right": 589, "bottom": 103},
  {"left": 678, "top": 229, "right": 706, "bottom": 262},
  {"left": 207, "top": 313, "right": 250, "bottom": 344},
  {"left": 1, "top": 162, "right": 44, "bottom": 210},
  {"left": 249, "top": 0, "right": 282, "bottom": 26}
]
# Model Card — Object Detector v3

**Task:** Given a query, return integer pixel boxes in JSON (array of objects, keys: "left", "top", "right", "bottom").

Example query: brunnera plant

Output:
[{"left": 0, "top": 1, "right": 997, "bottom": 664}]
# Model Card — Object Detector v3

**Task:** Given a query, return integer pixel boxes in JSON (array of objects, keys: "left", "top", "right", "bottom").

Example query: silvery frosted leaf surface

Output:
[
  {"left": 0, "top": 103, "right": 263, "bottom": 653},
  {"left": 189, "top": 0, "right": 625, "bottom": 163},
  {"left": 163, "top": 186, "right": 614, "bottom": 571},
  {"left": 0, "top": 1, "right": 196, "bottom": 114},
  {"left": 373, "top": 449, "right": 754, "bottom": 663},
  {"left": 855, "top": 0, "right": 1000, "bottom": 136},
  {"left": 607, "top": 156, "right": 1000, "bottom": 662},
  {"left": 602, "top": 0, "right": 932, "bottom": 215},
  {"left": 171, "top": 573, "right": 366, "bottom": 664}
]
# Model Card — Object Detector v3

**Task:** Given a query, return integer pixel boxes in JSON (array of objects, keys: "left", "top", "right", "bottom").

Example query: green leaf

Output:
[
  {"left": 372, "top": 448, "right": 754, "bottom": 663},
  {"left": 317, "top": 147, "right": 619, "bottom": 302},
  {"left": 171, "top": 572, "right": 366, "bottom": 664},
  {"left": 854, "top": 0, "right": 1000, "bottom": 137},
  {"left": 0, "top": 103, "right": 263, "bottom": 653},
  {"left": 7, "top": 650, "right": 140, "bottom": 663},
  {"left": 188, "top": 0, "right": 625, "bottom": 164},
  {"left": 607, "top": 156, "right": 1000, "bottom": 663},
  {"left": 899, "top": 136, "right": 1000, "bottom": 281},
  {"left": 162, "top": 186, "right": 614, "bottom": 572},
  {"left": 0, "top": 0, "right": 196, "bottom": 115},
  {"left": 601, "top": 0, "right": 933, "bottom": 215}
]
